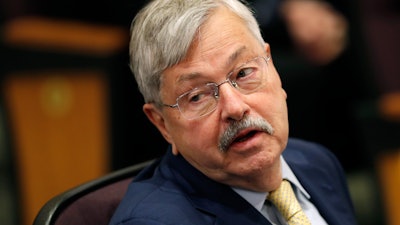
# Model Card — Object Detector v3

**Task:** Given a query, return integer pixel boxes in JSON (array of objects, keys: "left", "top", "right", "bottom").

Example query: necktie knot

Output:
[{"left": 267, "top": 180, "right": 311, "bottom": 225}]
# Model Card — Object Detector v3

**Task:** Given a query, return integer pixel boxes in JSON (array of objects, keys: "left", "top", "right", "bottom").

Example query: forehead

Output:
[
  {"left": 189, "top": 7, "right": 258, "bottom": 59},
  {"left": 176, "top": 7, "right": 262, "bottom": 72}
]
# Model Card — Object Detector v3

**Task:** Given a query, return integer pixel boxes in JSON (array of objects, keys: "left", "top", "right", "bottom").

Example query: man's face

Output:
[{"left": 144, "top": 7, "right": 289, "bottom": 192}]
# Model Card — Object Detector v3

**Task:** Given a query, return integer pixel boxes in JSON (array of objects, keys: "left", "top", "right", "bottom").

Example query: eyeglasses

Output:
[{"left": 162, "top": 56, "right": 270, "bottom": 120}]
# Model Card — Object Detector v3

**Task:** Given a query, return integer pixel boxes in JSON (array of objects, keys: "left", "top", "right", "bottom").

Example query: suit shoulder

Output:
[
  {"left": 285, "top": 138, "right": 336, "bottom": 157},
  {"left": 284, "top": 138, "right": 343, "bottom": 169},
  {"left": 109, "top": 173, "right": 207, "bottom": 225}
]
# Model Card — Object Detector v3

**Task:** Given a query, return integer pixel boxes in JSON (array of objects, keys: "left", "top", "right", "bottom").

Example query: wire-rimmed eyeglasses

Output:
[{"left": 162, "top": 55, "right": 270, "bottom": 120}]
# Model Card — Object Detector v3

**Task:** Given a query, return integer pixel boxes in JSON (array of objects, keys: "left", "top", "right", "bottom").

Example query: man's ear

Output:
[
  {"left": 143, "top": 103, "right": 173, "bottom": 144},
  {"left": 264, "top": 43, "right": 271, "bottom": 57},
  {"left": 282, "top": 88, "right": 287, "bottom": 99}
]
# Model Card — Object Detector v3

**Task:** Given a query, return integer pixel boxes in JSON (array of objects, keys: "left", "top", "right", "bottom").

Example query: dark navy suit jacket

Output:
[{"left": 109, "top": 138, "right": 357, "bottom": 225}]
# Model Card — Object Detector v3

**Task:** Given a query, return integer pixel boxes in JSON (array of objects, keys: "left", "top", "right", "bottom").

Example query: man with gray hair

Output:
[{"left": 109, "top": 0, "right": 357, "bottom": 224}]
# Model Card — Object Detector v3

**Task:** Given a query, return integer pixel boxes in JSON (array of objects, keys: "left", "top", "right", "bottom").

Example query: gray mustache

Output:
[{"left": 218, "top": 116, "right": 274, "bottom": 152}]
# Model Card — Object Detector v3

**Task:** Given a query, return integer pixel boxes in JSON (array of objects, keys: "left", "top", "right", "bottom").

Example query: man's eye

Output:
[
  {"left": 187, "top": 91, "right": 209, "bottom": 103},
  {"left": 188, "top": 93, "right": 201, "bottom": 103},
  {"left": 236, "top": 67, "right": 254, "bottom": 79}
]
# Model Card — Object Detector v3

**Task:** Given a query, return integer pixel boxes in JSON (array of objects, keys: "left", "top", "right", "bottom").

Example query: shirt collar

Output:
[{"left": 280, "top": 155, "right": 310, "bottom": 199}]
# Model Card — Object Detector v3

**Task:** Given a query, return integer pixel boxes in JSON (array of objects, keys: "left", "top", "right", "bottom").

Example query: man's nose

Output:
[{"left": 217, "top": 83, "right": 250, "bottom": 121}]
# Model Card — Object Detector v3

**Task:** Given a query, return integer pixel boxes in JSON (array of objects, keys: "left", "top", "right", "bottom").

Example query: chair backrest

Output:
[{"left": 33, "top": 159, "right": 156, "bottom": 225}]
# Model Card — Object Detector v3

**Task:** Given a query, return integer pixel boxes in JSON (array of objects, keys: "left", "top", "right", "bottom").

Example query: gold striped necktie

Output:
[{"left": 267, "top": 179, "right": 311, "bottom": 225}]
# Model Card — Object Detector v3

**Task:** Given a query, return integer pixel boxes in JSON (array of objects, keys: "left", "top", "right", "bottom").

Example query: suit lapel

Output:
[
  {"left": 164, "top": 151, "right": 272, "bottom": 225},
  {"left": 283, "top": 139, "right": 357, "bottom": 225}
]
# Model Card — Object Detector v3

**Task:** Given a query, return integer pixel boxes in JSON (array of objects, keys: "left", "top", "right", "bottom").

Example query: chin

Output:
[{"left": 234, "top": 151, "right": 279, "bottom": 176}]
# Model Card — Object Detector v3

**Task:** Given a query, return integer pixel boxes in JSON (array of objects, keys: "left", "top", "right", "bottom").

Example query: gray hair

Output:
[{"left": 129, "top": 0, "right": 265, "bottom": 106}]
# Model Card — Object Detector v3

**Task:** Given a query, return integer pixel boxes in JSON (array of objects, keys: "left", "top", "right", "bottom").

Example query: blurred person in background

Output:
[{"left": 251, "top": 0, "right": 377, "bottom": 173}]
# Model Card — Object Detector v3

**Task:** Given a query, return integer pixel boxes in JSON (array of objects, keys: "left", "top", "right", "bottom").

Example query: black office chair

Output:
[{"left": 33, "top": 159, "right": 156, "bottom": 225}]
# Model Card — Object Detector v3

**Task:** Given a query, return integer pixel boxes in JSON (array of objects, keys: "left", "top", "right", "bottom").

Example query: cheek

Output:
[
  {"left": 254, "top": 88, "right": 287, "bottom": 114},
  {"left": 253, "top": 89, "right": 289, "bottom": 132},
  {"left": 172, "top": 120, "right": 220, "bottom": 153},
  {"left": 174, "top": 121, "right": 226, "bottom": 170},
  {"left": 190, "top": 121, "right": 220, "bottom": 148}
]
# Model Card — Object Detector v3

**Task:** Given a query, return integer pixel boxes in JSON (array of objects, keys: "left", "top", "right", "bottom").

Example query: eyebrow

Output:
[
  {"left": 226, "top": 46, "right": 247, "bottom": 67},
  {"left": 176, "top": 46, "right": 248, "bottom": 84}
]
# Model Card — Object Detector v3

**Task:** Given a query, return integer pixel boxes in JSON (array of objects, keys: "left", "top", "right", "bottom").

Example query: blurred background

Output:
[{"left": 0, "top": 0, "right": 399, "bottom": 225}]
